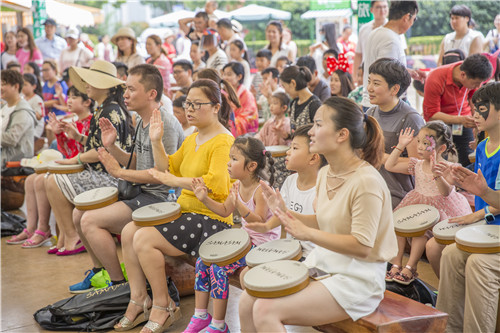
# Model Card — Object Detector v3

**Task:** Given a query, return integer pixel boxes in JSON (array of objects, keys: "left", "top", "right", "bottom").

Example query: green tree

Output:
[{"left": 411, "top": 1, "right": 500, "bottom": 37}]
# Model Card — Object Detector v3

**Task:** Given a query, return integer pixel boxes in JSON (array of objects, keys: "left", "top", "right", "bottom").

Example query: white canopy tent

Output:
[
  {"left": 228, "top": 4, "right": 291, "bottom": 22},
  {"left": 149, "top": 9, "right": 195, "bottom": 27},
  {"left": 13, "top": 0, "right": 94, "bottom": 26}
]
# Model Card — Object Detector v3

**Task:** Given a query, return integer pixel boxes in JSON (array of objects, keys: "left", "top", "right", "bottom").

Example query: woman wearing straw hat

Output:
[
  {"left": 45, "top": 60, "right": 134, "bottom": 256},
  {"left": 112, "top": 27, "right": 145, "bottom": 69}
]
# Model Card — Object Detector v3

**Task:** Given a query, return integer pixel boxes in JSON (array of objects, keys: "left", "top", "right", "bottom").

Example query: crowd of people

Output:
[{"left": 1, "top": 1, "right": 500, "bottom": 333}]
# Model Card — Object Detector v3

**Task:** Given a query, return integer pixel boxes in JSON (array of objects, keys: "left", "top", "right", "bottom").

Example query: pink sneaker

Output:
[
  {"left": 206, "top": 323, "right": 230, "bottom": 333},
  {"left": 182, "top": 313, "right": 212, "bottom": 333}
]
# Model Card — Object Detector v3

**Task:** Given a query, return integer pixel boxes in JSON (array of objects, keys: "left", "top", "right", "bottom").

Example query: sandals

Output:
[
  {"left": 6, "top": 228, "right": 33, "bottom": 245},
  {"left": 114, "top": 296, "right": 152, "bottom": 331},
  {"left": 385, "top": 264, "right": 401, "bottom": 282},
  {"left": 141, "top": 301, "right": 182, "bottom": 333},
  {"left": 21, "top": 230, "right": 52, "bottom": 248},
  {"left": 393, "top": 265, "right": 418, "bottom": 285}
]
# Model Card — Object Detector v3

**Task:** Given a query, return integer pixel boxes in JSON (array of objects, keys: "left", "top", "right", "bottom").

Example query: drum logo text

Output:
[
  {"left": 396, "top": 208, "right": 432, "bottom": 224},
  {"left": 261, "top": 265, "right": 291, "bottom": 280}
]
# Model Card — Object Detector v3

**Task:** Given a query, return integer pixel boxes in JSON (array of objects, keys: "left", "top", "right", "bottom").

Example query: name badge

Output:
[{"left": 452, "top": 124, "right": 463, "bottom": 136}]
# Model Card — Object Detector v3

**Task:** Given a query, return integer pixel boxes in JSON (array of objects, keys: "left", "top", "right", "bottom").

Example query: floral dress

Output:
[{"left": 395, "top": 158, "right": 472, "bottom": 222}]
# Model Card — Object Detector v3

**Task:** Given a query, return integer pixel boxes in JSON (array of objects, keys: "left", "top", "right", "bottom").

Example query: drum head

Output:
[
  {"left": 199, "top": 228, "right": 251, "bottom": 265},
  {"left": 455, "top": 225, "right": 500, "bottom": 253},
  {"left": 265, "top": 145, "right": 289, "bottom": 157},
  {"left": 246, "top": 239, "right": 301, "bottom": 267},
  {"left": 244, "top": 260, "right": 309, "bottom": 298},
  {"left": 132, "top": 202, "right": 181, "bottom": 222},
  {"left": 433, "top": 219, "right": 487, "bottom": 242},
  {"left": 393, "top": 204, "right": 440, "bottom": 234},
  {"left": 73, "top": 187, "right": 118, "bottom": 206}
]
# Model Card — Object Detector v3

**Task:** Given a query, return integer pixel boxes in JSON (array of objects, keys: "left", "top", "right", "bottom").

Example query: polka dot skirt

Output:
[{"left": 154, "top": 213, "right": 230, "bottom": 257}]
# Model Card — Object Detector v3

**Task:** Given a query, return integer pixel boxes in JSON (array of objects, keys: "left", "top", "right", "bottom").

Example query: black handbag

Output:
[{"left": 117, "top": 121, "right": 142, "bottom": 200}]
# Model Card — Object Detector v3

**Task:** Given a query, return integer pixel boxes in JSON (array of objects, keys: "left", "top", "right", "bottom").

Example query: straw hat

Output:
[
  {"left": 69, "top": 60, "right": 124, "bottom": 94},
  {"left": 111, "top": 27, "right": 136, "bottom": 45}
]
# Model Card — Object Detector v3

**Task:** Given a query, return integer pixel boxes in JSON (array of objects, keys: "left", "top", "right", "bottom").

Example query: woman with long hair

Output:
[
  {"left": 222, "top": 61, "right": 258, "bottom": 136},
  {"left": 115, "top": 79, "right": 235, "bottom": 332},
  {"left": 112, "top": 27, "right": 145, "bottom": 69},
  {"left": 146, "top": 34, "right": 171, "bottom": 95},
  {"left": 1, "top": 31, "right": 18, "bottom": 69},
  {"left": 16, "top": 27, "right": 43, "bottom": 71},
  {"left": 265, "top": 21, "right": 291, "bottom": 67},
  {"left": 45, "top": 61, "right": 133, "bottom": 255}
]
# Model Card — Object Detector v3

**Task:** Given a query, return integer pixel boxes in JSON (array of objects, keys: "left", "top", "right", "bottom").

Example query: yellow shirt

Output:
[{"left": 169, "top": 132, "right": 234, "bottom": 225}]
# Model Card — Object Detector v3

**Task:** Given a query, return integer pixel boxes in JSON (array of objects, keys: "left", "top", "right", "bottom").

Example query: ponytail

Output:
[
  {"left": 220, "top": 78, "right": 241, "bottom": 108},
  {"left": 323, "top": 96, "right": 384, "bottom": 168},
  {"left": 233, "top": 137, "right": 275, "bottom": 186},
  {"left": 280, "top": 65, "right": 312, "bottom": 90},
  {"left": 361, "top": 115, "right": 384, "bottom": 168}
]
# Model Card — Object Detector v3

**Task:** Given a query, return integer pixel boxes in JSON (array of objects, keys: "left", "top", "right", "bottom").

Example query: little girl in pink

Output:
[{"left": 384, "top": 121, "right": 472, "bottom": 284}]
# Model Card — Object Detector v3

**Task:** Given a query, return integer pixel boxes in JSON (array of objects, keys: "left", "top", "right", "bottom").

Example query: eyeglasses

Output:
[
  {"left": 182, "top": 101, "right": 213, "bottom": 110},
  {"left": 409, "top": 13, "right": 418, "bottom": 23}
]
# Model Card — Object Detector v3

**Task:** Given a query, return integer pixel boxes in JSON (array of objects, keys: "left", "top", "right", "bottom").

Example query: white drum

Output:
[
  {"left": 455, "top": 225, "right": 500, "bottom": 254},
  {"left": 393, "top": 204, "right": 440, "bottom": 237},
  {"left": 244, "top": 260, "right": 310, "bottom": 298},
  {"left": 433, "top": 219, "right": 487, "bottom": 245},
  {"left": 73, "top": 187, "right": 119, "bottom": 211},
  {"left": 33, "top": 162, "right": 50, "bottom": 174},
  {"left": 47, "top": 161, "right": 84, "bottom": 174},
  {"left": 132, "top": 202, "right": 182, "bottom": 227},
  {"left": 266, "top": 145, "right": 289, "bottom": 158},
  {"left": 246, "top": 239, "right": 302, "bottom": 268},
  {"left": 199, "top": 228, "right": 252, "bottom": 266}
]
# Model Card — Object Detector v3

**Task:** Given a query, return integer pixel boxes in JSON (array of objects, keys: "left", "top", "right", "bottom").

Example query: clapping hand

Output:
[
  {"left": 451, "top": 166, "right": 489, "bottom": 197},
  {"left": 97, "top": 147, "right": 121, "bottom": 177},
  {"left": 192, "top": 177, "right": 208, "bottom": 202},
  {"left": 47, "top": 112, "right": 64, "bottom": 135},
  {"left": 63, "top": 122, "right": 80, "bottom": 141},
  {"left": 148, "top": 167, "right": 175, "bottom": 186},
  {"left": 260, "top": 180, "right": 286, "bottom": 213},
  {"left": 274, "top": 208, "right": 310, "bottom": 241},
  {"left": 430, "top": 151, "right": 449, "bottom": 179},
  {"left": 99, "top": 118, "right": 117, "bottom": 149},
  {"left": 149, "top": 108, "right": 164, "bottom": 143}
]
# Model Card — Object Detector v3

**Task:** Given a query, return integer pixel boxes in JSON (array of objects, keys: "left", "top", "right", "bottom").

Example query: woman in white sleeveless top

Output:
[{"left": 438, "top": 5, "right": 483, "bottom": 66}]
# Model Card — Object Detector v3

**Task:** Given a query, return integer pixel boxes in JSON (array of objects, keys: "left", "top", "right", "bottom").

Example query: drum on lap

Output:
[
  {"left": 244, "top": 260, "right": 310, "bottom": 298},
  {"left": 132, "top": 202, "right": 182, "bottom": 227},
  {"left": 47, "top": 162, "right": 84, "bottom": 174},
  {"left": 455, "top": 225, "right": 500, "bottom": 254},
  {"left": 432, "top": 219, "right": 487, "bottom": 245},
  {"left": 245, "top": 239, "right": 302, "bottom": 268},
  {"left": 199, "top": 228, "right": 252, "bottom": 266},
  {"left": 393, "top": 204, "right": 440, "bottom": 237},
  {"left": 73, "top": 187, "right": 119, "bottom": 211}
]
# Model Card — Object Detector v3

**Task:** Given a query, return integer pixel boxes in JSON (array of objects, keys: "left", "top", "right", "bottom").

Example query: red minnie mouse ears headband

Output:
[{"left": 326, "top": 53, "right": 349, "bottom": 75}]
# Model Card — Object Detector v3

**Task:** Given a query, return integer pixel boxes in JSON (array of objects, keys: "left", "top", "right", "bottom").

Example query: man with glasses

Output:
[
  {"left": 172, "top": 60, "right": 194, "bottom": 91},
  {"left": 361, "top": 1, "right": 423, "bottom": 111},
  {"left": 35, "top": 18, "right": 67, "bottom": 62}
]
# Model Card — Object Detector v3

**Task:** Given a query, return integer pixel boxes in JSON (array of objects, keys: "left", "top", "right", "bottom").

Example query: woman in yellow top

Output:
[{"left": 116, "top": 79, "right": 234, "bottom": 333}]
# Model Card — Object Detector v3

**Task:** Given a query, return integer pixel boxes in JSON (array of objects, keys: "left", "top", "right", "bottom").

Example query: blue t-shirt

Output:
[
  {"left": 475, "top": 138, "right": 500, "bottom": 225},
  {"left": 42, "top": 80, "right": 68, "bottom": 119}
]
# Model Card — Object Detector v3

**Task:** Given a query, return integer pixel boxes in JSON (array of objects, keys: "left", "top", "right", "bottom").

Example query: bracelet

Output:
[
  {"left": 243, "top": 211, "right": 251, "bottom": 219},
  {"left": 76, "top": 153, "right": 83, "bottom": 165},
  {"left": 433, "top": 175, "right": 441, "bottom": 181},
  {"left": 391, "top": 145, "right": 403, "bottom": 152}
]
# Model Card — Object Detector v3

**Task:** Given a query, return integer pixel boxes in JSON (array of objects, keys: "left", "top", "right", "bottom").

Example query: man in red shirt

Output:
[{"left": 423, "top": 54, "right": 492, "bottom": 166}]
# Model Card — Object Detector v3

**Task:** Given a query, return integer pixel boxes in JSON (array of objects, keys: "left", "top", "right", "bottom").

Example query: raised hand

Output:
[
  {"left": 451, "top": 166, "right": 489, "bottom": 197},
  {"left": 397, "top": 127, "right": 415, "bottom": 148},
  {"left": 192, "top": 177, "right": 208, "bottom": 202},
  {"left": 260, "top": 180, "right": 286, "bottom": 213},
  {"left": 54, "top": 82, "right": 63, "bottom": 97},
  {"left": 47, "top": 112, "right": 64, "bottom": 135},
  {"left": 149, "top": 108, "right": 164, "bottom": 143},
  {"left": 99, "top": 118, "right": 117, "bottom": 148}
]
